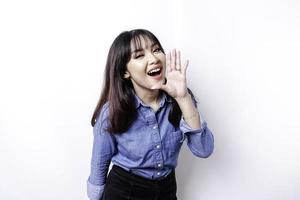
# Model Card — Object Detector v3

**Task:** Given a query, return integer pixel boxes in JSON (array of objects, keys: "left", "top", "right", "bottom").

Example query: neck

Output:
[{"left": 134, "top": 88, "right": 161, "bottom": 107}]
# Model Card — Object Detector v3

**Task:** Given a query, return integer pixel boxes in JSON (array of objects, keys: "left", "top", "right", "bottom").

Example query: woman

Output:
[{"left": 87, "top": 29, "right": 214, "bottom": 200}]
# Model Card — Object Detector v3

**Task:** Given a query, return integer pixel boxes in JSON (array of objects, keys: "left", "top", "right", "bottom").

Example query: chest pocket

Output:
[{"left": 165, "top": 130, "right": 184, "bottom": 155}]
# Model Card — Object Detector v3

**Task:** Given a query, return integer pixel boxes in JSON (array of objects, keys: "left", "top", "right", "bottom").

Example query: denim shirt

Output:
[{"left": 87, "top": 92, "right": 214, "bottom": 200}]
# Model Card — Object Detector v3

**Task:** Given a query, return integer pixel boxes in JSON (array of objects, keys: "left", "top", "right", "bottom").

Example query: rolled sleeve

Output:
[
  {"left": 179, "top": 113, "right": 206, "bottom": 135},
  {"left": 179, "top": 113, "right": 214, "bottom": 158},
  {"left": 87, "top": 179, "right": 105, "bottom": 200}
]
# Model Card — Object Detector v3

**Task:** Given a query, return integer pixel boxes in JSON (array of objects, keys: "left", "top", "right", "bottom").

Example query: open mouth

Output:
[{"left": 147, "top": 67, "right": 162, "bottom": 77}]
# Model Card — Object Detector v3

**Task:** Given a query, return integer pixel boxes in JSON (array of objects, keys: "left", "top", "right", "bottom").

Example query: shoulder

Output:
[{"left": 94, "top": 102, "right": 110, "bottom": 131}]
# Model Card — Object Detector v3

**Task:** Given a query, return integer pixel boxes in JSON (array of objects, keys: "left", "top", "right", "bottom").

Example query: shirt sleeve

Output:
[
  {"left": 87, "top": 104, "right": 117, "bottom": 200},
  {"left": 179, "top": 102, "right": 214, "bottom": 158}
]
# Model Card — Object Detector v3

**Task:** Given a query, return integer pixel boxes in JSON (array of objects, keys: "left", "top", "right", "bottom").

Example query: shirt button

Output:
[
  {"left": 153, "top": 125, "right": 157, "bottom": 129},
  {"left": 157, "top": 172, "right": 161, "bottom": 176},
  {"left": 157, "top": 163, "right": 162, "bottom": 167},
  {"left": 156, "top": 145, "right": 160, "bottom": 149}
]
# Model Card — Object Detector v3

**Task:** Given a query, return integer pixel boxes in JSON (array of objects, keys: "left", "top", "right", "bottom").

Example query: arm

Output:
[
  {"left": 151, "top": 49, "right": 214, "bottom": 158},
  {"left": 87, "top": 105, "right": 116, "bottom": 200},
  {"left": 177, "top": 95, "right": 214, "bottom": 158},
  {"left": 175, "top": 93, "right": 201, "bottom": 129},
  {"left": 180, "top": 118, "right": 214, "bottom": 158}
]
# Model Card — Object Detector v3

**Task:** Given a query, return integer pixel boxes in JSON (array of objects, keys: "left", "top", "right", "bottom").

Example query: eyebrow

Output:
[{"left": 131, "top": 43, "right": 159, "bottom": 54}]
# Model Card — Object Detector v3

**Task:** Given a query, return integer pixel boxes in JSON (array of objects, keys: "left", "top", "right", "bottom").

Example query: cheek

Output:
[
  {"left": 129, "top": 66, "right": 147, "bottom": 78},
  {"left": 127, "top": 62, "right": 145, "bottom": 74},
  {"left": 160, "top": 56, "right": 167, "bottom": 71},
  {"left": 160, "top": 55, "right": 166, "bottom": 65}
]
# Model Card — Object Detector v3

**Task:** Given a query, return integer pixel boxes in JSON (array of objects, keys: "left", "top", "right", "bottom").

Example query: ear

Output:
[{"left": 124, "top": 71, "right": 130, "bottom": 79}]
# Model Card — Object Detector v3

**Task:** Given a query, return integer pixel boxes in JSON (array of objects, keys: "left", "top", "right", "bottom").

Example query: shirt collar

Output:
[{"left": 133, "top": 90, "right": 172, "bottom": 109}]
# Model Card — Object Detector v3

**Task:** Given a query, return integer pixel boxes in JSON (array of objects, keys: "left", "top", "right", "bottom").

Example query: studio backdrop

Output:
[{"left": 0, "top": 0, "right": 299, "bottom": 199}]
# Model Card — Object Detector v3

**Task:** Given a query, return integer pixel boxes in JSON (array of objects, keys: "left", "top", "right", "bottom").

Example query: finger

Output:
[
  {"left": 166, "top": 52, "right": 171, "bottom": 73},
  {"left": 176, "top": 50, "right": 181, "bottom": 71},
  {"left": 170, "top": 49, "right": 176, "bottom": 71},
  {"left": 182, "top": 59, "right": 189, "bottom": 76}
]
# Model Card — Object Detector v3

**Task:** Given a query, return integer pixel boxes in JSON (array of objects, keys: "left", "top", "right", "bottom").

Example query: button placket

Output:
[{"left": 147, "top": 109, "right": 164, "bottom": 179}]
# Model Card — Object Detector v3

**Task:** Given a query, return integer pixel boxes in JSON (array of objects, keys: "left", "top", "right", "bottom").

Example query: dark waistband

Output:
[{"left": 111, "top": 165, "right": 175, "bottom": 185}]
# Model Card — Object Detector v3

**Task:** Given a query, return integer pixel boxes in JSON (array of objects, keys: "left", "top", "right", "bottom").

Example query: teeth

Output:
[{"left": 148, "top": 68, "right": 161, "bottom": 74}]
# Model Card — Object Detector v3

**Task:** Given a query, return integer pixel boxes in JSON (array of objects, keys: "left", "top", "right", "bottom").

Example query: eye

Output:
[
  {"left": 134, "top": 54, "right": 144, "bottom": 59},
  {"left": 153, "top": 48, "right": 161, "bottom": 52}
]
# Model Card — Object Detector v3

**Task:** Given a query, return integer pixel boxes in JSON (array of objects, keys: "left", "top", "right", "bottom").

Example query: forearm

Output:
[{"left": 175, "top": 93, "right": 201, "bottom": 129}]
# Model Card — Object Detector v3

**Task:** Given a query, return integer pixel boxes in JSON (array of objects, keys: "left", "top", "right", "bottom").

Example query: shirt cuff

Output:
[
  {"left": 87, "top": 179, "right": 105, "bottom": 200},
  {"left": 179, "top": 116, "right": 207, "bottom": 135}
]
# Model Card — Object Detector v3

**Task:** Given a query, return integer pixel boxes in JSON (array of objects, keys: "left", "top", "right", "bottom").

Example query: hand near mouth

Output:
[{"left": 151, "top": 49, "right": 189, "bottom": 99}]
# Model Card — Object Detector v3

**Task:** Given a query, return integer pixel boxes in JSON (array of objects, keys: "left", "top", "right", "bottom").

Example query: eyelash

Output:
[
  {"left": 134, "top": 48, "right": 161, "bottom": 59},
  {"left": 135, "top": 54, "right": 144, "bottom": 59}
]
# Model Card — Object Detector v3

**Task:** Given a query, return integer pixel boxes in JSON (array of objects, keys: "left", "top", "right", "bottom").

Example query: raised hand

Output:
[{"left": 151, "top": 49, "right": 189, "bottom": 99}]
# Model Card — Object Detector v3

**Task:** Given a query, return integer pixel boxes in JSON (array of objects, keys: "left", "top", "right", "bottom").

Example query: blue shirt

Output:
[{"left": 87, "top": 92, "right": 214, "bottom": 200}]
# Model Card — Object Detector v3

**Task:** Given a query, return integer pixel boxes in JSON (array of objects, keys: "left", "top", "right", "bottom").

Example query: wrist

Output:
[
  {"left": 183, "top": 110, "right": 199, "bottom": 121},
  {"left": 175, "top": 93, "right": 191, "bottom": 103}
]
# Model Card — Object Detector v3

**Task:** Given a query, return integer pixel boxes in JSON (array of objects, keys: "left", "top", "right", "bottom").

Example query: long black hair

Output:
[{"left": 91, "top": 29, "right": 196, "bottom": 133}]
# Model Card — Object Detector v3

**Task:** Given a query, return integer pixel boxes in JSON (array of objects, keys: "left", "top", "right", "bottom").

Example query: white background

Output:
[{"left": 1, "top": 0, "right": 299, "bottom": 199}]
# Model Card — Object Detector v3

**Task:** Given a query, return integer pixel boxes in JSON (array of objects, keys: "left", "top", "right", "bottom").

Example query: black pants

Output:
[{"left": 102, "top": 165, "right": 177, "bottom": 200}]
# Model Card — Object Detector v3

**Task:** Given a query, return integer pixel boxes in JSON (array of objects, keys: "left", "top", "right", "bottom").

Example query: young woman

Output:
[{"left": 87, "top": 29, "right": 214, "bottom": 200}]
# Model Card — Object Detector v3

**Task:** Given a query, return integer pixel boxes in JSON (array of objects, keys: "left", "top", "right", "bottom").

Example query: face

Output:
[{"left": 124, "top": 36, "right": 166, "bottom": 95}]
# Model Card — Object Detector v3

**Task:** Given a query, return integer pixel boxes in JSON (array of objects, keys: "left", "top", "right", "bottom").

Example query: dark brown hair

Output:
[{"left": 91, "top": 29, "right": 196, "bottom": 133}]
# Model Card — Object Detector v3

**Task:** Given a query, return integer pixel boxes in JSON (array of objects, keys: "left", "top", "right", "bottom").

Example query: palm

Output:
[
  {"left": 164, "top": 69, "right": 187, "bottom": 98},
  {"left": 152, "top": 49, "right": 189, "bottom": 99}
]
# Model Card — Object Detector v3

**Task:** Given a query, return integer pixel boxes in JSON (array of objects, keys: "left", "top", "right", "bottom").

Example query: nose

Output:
[{"left": 147, "top": 52, "right": 159, "bottom": 65}]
